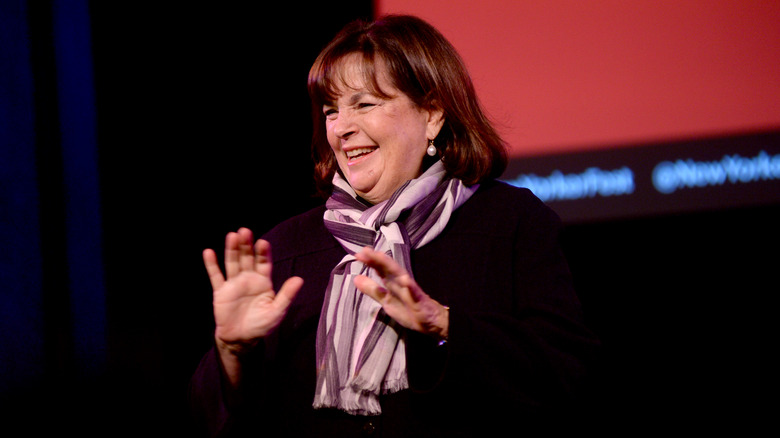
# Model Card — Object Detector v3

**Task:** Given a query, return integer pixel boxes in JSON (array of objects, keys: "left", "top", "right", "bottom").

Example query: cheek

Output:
[{"left": 325, "top": 126, "right": 338, "bottom": 151}]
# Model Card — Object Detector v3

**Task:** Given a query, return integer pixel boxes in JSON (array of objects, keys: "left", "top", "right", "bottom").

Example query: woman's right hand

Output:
[{"left": 202, "top": 228, "right": 303, "bottom": 384}]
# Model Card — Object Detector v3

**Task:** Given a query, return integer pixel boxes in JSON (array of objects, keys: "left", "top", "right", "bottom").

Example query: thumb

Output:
[{"left": 274, "top": 276, "right": 304, "bottom": 310}]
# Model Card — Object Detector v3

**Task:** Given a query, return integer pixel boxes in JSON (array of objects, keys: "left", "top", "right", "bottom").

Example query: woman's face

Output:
[{"left": 323, "top": 55, "right": 444, "bottom": 204}]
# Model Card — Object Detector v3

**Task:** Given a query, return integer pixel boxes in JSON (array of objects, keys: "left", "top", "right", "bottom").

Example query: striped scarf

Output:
[{"left": 313, "top": 161, "right": 477, "bottom": 415}]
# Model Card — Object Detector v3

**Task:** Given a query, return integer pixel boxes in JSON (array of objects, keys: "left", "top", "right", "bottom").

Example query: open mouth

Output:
[{"left": 346, "top": 147, "right": 378, "bottom": 162}]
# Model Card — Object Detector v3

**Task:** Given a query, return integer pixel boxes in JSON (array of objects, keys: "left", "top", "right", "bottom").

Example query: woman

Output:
[{"left": 190, "top": 15, "right": 600, "bottom": 437}]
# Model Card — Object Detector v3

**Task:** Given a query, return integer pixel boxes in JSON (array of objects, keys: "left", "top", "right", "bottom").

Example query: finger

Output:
[
  {"left": 254, "top": 239, "right": 273, "bottom": 277},
  {"left": 274, "top": 276, "right": 304, "bottom": 310},
  {"left": 225, "top": 231, "right": 240, "bottom": 279},
  {"left": 386, "top": 271, "right": 426, "bottom": 303},
  {"left": 355, "top": 247, "right": 407, "bottom": 280},
  {"left": 202, "top": 248, "right": 225, "bottom": 290},
  {"left": 237, "top": 228, "right": 255, "bottom": 272},
  {"left": 353, "top": 274, "right": 388, "bottom": 304},
  {"left": 356, "top": 248, "right": 426, "bottom": 303}
]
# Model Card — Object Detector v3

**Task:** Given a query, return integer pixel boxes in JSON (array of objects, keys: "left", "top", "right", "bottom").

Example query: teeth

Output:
[{"left": 346, "top": 147, "right": 377, "bottom": 159}]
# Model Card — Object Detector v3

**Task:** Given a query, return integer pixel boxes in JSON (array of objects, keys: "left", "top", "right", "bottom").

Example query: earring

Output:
[{"left": 426, "top": 139, "right": 437, "bottom": 156}]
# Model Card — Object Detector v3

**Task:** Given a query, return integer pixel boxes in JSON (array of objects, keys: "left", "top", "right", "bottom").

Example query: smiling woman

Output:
[
  {"left": 308, "top": 16, "right": 508, "bottom": 199},
  {"left": 320, "top": 55, "right": 444, "bottom": 204},
  {"left": 190, "top": 15, "right": 601, "bottom": 437}
]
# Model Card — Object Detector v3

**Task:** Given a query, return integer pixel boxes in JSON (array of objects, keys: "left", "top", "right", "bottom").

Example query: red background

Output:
[{"left": 376, "top": 0, "right": 780, "bottom": 157}]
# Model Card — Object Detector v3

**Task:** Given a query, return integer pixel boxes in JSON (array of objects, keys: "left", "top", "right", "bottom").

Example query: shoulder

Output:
[
  {"left": 453, "top": 179, "right": 561, "bottom": 232},
  {"left": 261, "top": 204, "right": 339, "bottom": 262},
  {"left": 470, "top": 179, "right": 547, "bottom": 208}
]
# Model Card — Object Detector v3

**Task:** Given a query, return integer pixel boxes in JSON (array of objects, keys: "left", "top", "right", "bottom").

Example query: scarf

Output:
[{"left": 313, "top": 161, "right": 477, "bottom": 415}]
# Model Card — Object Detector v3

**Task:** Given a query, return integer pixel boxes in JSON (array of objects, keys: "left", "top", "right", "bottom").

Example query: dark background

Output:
[
  {"left": 2, "top": 1, "right": 776, "bottom": 435},
  {"left": 92, "top": 2, "right": 374, "bottom": 434}
]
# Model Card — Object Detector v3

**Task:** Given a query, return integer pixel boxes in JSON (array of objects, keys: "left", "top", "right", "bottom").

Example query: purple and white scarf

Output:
[{"left": 313, "top": 161, "right": 477, "bottom": 415}]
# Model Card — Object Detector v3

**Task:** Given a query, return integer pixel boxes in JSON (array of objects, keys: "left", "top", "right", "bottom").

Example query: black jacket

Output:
[{"left": 189, "top": 180, "right": 601, "bottom": 437}]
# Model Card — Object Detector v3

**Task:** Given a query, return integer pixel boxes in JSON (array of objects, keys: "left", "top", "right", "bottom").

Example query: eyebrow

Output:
[
  {"left": 324, "top": 91, "right": 381, "bottom": 108},
  {"left": 347, "top": 92, "right": 370, "bottom": 106}
]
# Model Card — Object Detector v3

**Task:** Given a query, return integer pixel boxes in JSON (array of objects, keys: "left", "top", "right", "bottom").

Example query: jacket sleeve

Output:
[
  {"left": 189, "top": 341, "right": 274, "bottom": 437},
  {"left": 188, "top": 347, "right": 233, "bottom": 438},
  {"left": 187, "top": 207, "right": 335, "bottom": 438}
]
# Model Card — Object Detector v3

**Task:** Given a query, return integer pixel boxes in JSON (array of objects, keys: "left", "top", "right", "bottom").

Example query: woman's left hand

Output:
[{"left": 353, "top": 247, "right": 449, "bottom": 341}]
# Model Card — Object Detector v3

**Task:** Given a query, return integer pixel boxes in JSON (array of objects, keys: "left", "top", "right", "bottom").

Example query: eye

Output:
[{"left": 323, "top": 106, "right": 338, "bottom": 120}]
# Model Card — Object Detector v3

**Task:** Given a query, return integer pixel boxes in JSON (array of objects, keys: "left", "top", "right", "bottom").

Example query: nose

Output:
[{"left": 331, "top": 110, "right": 357, "bottom": 140}]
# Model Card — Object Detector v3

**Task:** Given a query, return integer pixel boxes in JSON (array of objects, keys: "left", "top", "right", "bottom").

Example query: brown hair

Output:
[{"left": 308, "top": 14, "right": 508, "bottom": 197}]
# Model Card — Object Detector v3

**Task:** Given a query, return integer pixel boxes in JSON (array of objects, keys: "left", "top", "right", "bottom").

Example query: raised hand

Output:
[
  {"left": 353, "top": 247, "right": 449, "bottom": 341},
  {"left": 203, "top": 228, "right": 303, "bottom": 384}
]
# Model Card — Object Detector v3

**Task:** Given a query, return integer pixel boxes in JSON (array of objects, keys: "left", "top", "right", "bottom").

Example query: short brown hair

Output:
[{"left": 308, "top": 14, "right": 508, "bottom": 197}]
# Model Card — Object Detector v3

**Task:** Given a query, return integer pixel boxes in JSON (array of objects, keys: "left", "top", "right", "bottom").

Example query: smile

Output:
[{"left": 346, "top": 147, "right": 378, "bottom": 162}]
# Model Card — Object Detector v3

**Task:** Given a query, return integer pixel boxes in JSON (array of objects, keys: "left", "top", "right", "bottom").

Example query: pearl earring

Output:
[{"left": 426, "top": 139, "right": 437, "bottom": 156}]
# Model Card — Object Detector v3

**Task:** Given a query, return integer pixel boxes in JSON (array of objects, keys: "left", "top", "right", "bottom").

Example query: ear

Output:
[{"left": 425, "top": 106, "right": 446, "bottom": 140}]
